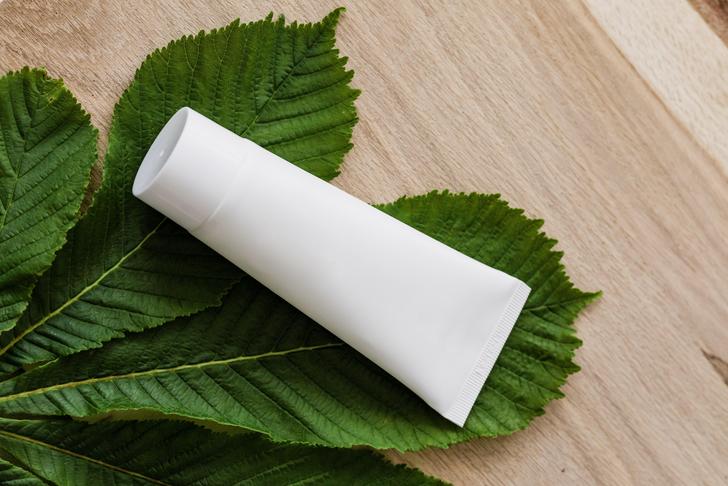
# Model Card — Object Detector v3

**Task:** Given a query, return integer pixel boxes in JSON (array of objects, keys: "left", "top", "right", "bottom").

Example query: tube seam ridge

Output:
[{"left": 443, "top": 280, "right": 531, "bottom": 426}]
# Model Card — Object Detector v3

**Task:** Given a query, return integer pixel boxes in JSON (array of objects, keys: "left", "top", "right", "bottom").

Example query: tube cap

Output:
[{"left": 132, "top": 107, "right": 249, "bottom": 231}]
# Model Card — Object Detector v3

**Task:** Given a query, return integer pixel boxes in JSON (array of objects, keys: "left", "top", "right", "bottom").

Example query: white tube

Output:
[{"left": 133, "top": 107, "right": 530, "bottom": 426}]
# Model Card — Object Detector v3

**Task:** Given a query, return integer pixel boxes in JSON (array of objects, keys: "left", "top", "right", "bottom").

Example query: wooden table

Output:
[{"left": 1, "top": 0, "right": 727, "bottom": 484}]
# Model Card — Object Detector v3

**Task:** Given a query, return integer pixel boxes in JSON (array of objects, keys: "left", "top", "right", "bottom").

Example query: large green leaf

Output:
[
  {"left": 0, "top": 68, "right": 97, "bottom": 332},
  {"left": 0, "top": 192, "right": 599, "bottom": 450},
  {"left": 0, "top": 418, "right": 444, "bottom": 485},
  {"left": 0, "top": 9, "right": 359, "bottom": 376},
  {"left": 0, "top": 458, "right": 44, "bottom": 485}
]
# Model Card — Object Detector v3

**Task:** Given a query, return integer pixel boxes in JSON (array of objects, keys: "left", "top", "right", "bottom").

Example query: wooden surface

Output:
[
  {"left": 585, "top": 0, "right": 728, "bottom": 173},
  {"left": 690, "top": 0, "right": 728, "bottom": 45},
  {"left": 1, "top": 0, "right": 727, "bottom": 484}
]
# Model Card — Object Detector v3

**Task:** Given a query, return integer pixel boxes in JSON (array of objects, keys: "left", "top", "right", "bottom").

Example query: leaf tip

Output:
[
  {"left": 323, "top": 6, "right": 346, "bottom": 27},
  {"left": 582, "top": 290, "right": 603, "bottom": 305}
]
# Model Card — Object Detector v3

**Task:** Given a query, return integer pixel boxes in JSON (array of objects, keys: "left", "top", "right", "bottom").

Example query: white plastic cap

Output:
[{"left": 132, "top": 107, "right": 251, "bottom": 231}]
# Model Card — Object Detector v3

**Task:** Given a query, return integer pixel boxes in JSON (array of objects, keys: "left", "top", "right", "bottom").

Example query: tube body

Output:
[{"left": 133, "top": 108, "right": 530, "bottom": 426}]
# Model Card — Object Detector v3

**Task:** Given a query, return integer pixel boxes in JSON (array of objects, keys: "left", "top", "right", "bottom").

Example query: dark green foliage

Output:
[
  {"left": 0, "top": 68, "right": 97, "bottom": 332},
  {"left": 0, "top": 192, "right": 599, "bottom": 450},
  {"left": 0, "top": 457, "right": 45, "bottom": 485},
  {"left": 0, "top": 418, "right": 445, "bottom": 485},
  {"left": 0, "top": 9, "right": 358, "bottom": 377}
]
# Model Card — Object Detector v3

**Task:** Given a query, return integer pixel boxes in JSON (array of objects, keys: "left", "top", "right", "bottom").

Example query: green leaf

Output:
[
  {"left": 0, "top": 418, "right": 444, "bottom": 485},
  {"left": 0, "top": 192, "right": 599, "bottom": 450},
  {"left": 0, "top": 458, "right": 45, "bottom": 486},
  {"left": 0, "top": 68, "right": 97, "bottom": 333},
  {"left": 0, "top": 9, "right": 358, "bottom": 376}
]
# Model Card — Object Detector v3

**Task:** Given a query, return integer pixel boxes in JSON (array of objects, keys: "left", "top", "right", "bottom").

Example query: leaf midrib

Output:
[
  {"left": 238, "top": 14, "right": 336, "bottom": 139},
  {"left": 523, "top": 294, "right": 599, "bottom": 313},
  {"left": 0, "top": 429, "right": 169, "bottom": 485},
  {"left": 0, "top": 343, "right": 343, "bottom": 403},
  {"left": 0, "top": 218, "right": 167, "bottom": 358},
  {"left": 0, "top": 79, "right": 35, "bottom": 233},
  {"left": 0, "top": 76, "right": 77, "bottom": 235}
]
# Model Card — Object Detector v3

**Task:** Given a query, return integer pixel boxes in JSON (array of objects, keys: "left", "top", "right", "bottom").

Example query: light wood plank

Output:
[
  {"left": 690, "top": 0, "right": 728, "bottom": 45},
  {"left": 1, "top": 1, "right": 726, "bottom": 484},
  {"left": 585, "top": 0, "right": 728, "bottom": 174}
]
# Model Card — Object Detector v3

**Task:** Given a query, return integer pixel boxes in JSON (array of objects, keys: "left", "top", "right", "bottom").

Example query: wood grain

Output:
[
  {"left": 691, "top": 0, "right": 728, "bottom": 45},
  {"left": 585, "top": 0, "right": 728, "bottom": 174},
  {"left": 1, "top": 0, "right": 727, "bottom": 484}
]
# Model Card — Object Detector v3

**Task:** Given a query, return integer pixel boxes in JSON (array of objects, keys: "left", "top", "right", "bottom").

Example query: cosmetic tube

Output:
[{"left": 133, "top": 107, "right": 530, "bottom": 426}]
